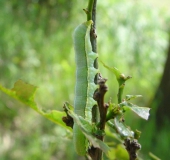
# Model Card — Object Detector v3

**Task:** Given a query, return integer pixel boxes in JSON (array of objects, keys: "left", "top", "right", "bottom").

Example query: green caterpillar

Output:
[{"left": 73, "top": 20, "right": 98, "bottom": 156}]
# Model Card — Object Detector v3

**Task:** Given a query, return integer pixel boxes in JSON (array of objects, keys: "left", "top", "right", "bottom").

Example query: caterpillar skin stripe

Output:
[{"left": 73, "top": 20, "right": 98, "bottom": 156}]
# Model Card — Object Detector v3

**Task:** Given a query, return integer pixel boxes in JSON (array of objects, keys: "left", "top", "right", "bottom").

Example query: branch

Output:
[
  {"left": 124, "top": 138, "right": 141, "bottom": 160},
  {"left": 90, "top": 0, "right": 97, "bottom": 53},
  {"left": 89, "top": 75, "right": 108, "bottom": 160},
  {"left": 84, "top": 0, "right": 97, "bottom": 53},
  {"left": 94, "top": 76, "right": 108, "bottom": 131}
]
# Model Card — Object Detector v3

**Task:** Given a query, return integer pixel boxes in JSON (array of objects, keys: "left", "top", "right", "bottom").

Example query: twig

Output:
[
  {"left": 124, "top": 138, "right": 141, "bottom": 160},
  {"left": 89, "top": 75, "right": 108, "bottom": 160}
]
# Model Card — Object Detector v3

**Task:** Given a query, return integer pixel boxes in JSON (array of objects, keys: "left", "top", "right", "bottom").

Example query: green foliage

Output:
[
  {"left": 102, "top": 61, "right": 150, "bottom": 120},
  {"left": 0, "top": 80, "right": 69, "bottom": 130},
  {"left": 121, "top": 102, "right": 150, "bottom": 120},
  {"left": 0, "top": 66, "right": 150, "bottom": 159},
  {"left": 64, "top": 103, "right": 110, "bottom": 154}
]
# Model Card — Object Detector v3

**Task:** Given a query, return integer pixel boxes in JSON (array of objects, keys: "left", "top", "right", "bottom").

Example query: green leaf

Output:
[
  {"left": 107, "top": 120, "right": 134, "bottom": 139},
  {"left": 84, "top": 131, "right": 110, "bottom": 154},
  {"left": 100, "top": 61, "right": 131, "bottom": 103},
  {"left": 100, "top": 61, "right": 121, "bottom": 80},
  {"left": 125, "top": 95, "right": 142, "bottom": 101},
  {"left": 65, "top": 103, "right": 110, "bottom": 154},
  {"left": 42, "top": 110, "right": 70, "bottom": 130},
  {"left": 0, "top": 80, "right": 37, "bottom": 107},
  {"left": 128, "top": 106, "right": 150, "bottom": 120},
  {"left": 11, "top": 79, "right": 37, "bottom": 101},
  {"left": 106, "top": 144, "right": 129, "bottom": 160},
  {"left": 0, "top": 80, "right": 70, "bottom": 130},
  {"left": 121, "top": 101, "right": 150, "bottom": 120},
  {"left": 105, "top": 126, "right": 122, "bottom": 143},
  {"left": 114, "top": 118, "right": 134, "bottom": 138},
  {"left": 100, "top": 61, "right": 131, "bottom": 84}
]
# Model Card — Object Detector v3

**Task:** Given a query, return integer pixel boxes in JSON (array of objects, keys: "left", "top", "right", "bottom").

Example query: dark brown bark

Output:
[{"left": 154, "top": 35, "right": 170, "bottom": 127}]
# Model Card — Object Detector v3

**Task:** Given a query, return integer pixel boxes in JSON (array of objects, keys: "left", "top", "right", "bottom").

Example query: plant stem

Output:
[
  {"left": 86, "top": 0, "right": 97, "bottom": 53},
  {"left": 86, "top": 0, "right": 99, "bottom": 124},
  {"left": 117, "top": 85, "right": 124, "bottom": 104},
  {"left": 87, "top": 0, "right": 94, "bottom": 21},
  {"left": 90, "top": 0, "right": 97, "bottom": 53},
  {"left": 86, "top": 0, "right": 105, "bottom": 160}
]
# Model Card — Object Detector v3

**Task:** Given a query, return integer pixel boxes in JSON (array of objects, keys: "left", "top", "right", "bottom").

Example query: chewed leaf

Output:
[
  {"left": 65, "top": 105, "right": 110, "bottom": 154},
  {"left": 121, "top": 102, "right": 150, "bottom": 120},
  {"left": 0, "top": 80, "right": 70, "bottom": 131},
  {"left": 125, "top": 95, "right": 142, "bottom": 101},
  {"left": 11, "top": 79, "right": 37, "bottom": 100},
  {"left": 128, "top": 106, "right": 150, "bottom": 120},
  {"left": 0, "top": 80, "right": 37, "bottom": 109}
]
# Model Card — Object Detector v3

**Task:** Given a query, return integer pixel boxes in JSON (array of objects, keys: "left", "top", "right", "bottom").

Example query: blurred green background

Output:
[{"left": 0, "top": 0, "right": 170, "bottom": 159}]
